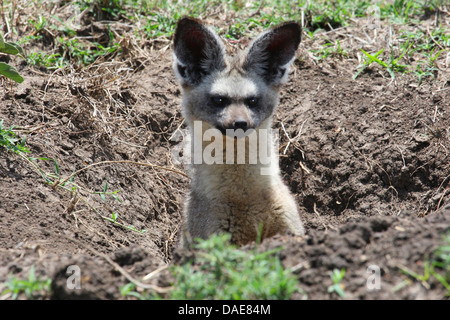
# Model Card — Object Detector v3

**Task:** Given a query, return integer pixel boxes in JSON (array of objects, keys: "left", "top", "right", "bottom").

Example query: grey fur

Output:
[{"left": 173, "top": 17, "right": 304, "bottom": 245}]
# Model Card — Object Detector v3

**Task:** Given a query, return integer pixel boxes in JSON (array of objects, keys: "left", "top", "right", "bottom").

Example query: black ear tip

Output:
[
  {"left": 174, "top": 17, "right": 204, "bottom": 45},
  {"left": 278, "top": 22, "right": 302, "bottom": 46},
  {"left": 277, "top": 21, "right": 301, "bottom": 35},
  {"left": 177, "top": 16, "right": 203, "bottom": 29}
]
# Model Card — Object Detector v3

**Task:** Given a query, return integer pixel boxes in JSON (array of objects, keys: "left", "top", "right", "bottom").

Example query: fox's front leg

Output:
[{"left": 183, "top": 193, "right": 229, "bottom": 242}]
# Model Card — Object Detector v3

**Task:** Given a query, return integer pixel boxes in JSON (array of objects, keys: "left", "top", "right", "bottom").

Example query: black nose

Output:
[{"left": 233, "top": 120, "right": 248, "bottom": 131}]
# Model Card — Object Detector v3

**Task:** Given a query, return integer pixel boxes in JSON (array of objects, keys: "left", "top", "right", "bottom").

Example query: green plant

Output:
[
  {"left": 171, "top": 234, "right": 300, "bottom": 299},
  {"left": 29, "top": 15, "right": 46, "bottom": 33},
  {"left": 58, "top": 36, "right": 121, "bottom": 67},
  {"left": 120, "top": 282, "right": 148, "bottom": 299},
  {"left": 389, "top": 0, "right": 415, "bottom": 23},
  {"left": 0, "top": 120, "right": 31, "bottom": 155},
  {"left": 432, "top": 233, "right": 450, "bottom": 294},
  {"left": 1, "top": 266, "right": 52, "bottom": 299},
  {"left": 0, "top": 120, "right": 54, "bottom": 181},
  {"left": 26, "top": 52, "right": 67, "bottom": 69},
  {"left": 328, "top": 268, "right": 346, "bottom": 298},
  {"left": 353, "top": 43, "right": 411, "bottom": 80},
  {"left": 399, "top": 232, "right": 450, "bottom": 296},
  {"left": 123, "top": 233, "right": 302, "bottom": 300},
  {"left": 0, "top": 32, "right": 25, "bottom": 83},
  {"left": 414, "top": 60, "right": 438, "bottom": 85},
  {"left": 312, "top": 39, "right": 348, "bottom": 61},
  {"left": 302, "top": 0, "right": 369, "bottom": 31}
]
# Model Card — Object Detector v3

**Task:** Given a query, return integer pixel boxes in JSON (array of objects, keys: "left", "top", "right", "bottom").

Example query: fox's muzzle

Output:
[{"left": 217, "top": 104, "right": 254, "bottom": 137}]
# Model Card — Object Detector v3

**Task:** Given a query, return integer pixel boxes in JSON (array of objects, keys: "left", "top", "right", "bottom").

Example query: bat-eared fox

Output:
[{"left": 173, "top": 17, "right": 305, "bottom": 245}]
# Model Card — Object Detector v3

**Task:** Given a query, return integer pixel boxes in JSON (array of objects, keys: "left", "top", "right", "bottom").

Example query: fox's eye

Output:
[
  {"left": 213, "top": 96, "right": 224, "bottom": 104},
  {"left": 210, "top": 95, "right": 229, "bottom": 108},
  {"left": 246, "top": 97, "right": 259, "bottom": 107}
]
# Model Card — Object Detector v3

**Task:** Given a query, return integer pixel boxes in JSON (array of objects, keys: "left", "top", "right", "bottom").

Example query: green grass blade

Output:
[
  {"left": 54, "top": 158, "right": 60, "bottom": 176},
  {"left": 360, "top": 49, "right": 388, "bottom": 68},
  {"left": 353, "top": 49, "right": 386, "bottom": 80}
]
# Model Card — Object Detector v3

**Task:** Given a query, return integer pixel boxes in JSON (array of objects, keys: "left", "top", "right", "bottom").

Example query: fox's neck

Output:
[{"left": 189, "top": 153, "right": 280, "bottom": 203}]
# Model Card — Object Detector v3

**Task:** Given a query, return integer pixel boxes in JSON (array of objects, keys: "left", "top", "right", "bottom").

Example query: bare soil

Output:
[{"left": 0, "top": 17, "right": 449, "bottom": 300}]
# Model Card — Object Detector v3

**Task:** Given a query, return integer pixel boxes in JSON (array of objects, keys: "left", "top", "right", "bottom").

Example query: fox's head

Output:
[{"left": 173, "top": 17, "right": 301, "bottom": 134}]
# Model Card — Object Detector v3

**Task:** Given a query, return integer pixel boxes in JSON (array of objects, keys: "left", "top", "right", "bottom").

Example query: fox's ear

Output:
[
  {"left": 173, "top": 17, "right": 225, "bottom": 87},
  {"left": 244, "top": 22, "right": 301, "bottom": 86}
]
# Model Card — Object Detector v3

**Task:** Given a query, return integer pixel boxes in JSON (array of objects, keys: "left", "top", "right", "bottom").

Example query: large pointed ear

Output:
[
  {"left": 243, "top": 22, "right": 301, "bottom": 86},
  {"left": 173, "top": 17, "right": 226, "bottom": 87}
]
